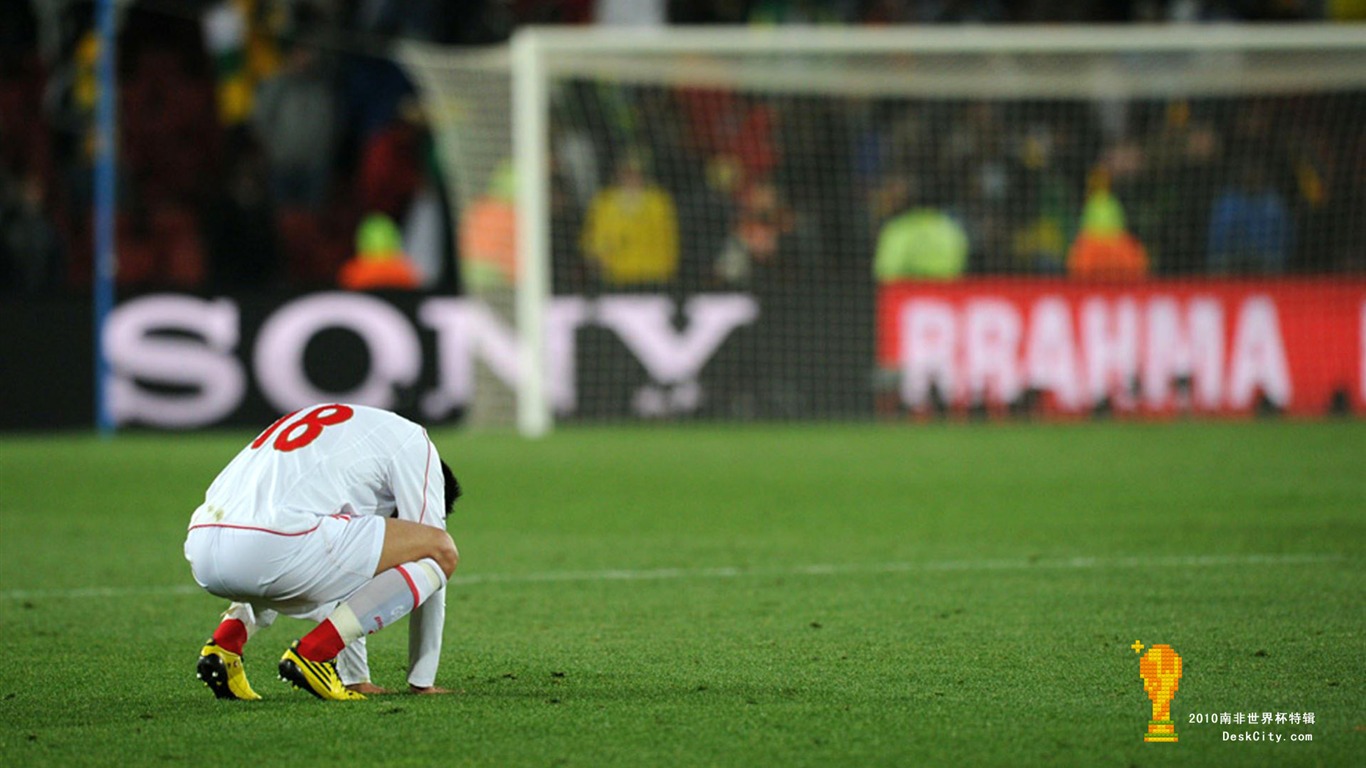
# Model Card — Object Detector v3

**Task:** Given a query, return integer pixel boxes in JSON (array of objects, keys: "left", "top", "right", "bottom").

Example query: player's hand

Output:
[
  {"left": 409, "top": 684, "right": 455, "bottom": 695},
  {"left": 346, "top": 682, "right": 392, "bottom": 695}
]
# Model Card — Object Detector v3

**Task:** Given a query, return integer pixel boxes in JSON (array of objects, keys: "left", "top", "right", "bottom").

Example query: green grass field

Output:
[{"left": 1, "top": 422, "right": 1362, "bottom": 767}]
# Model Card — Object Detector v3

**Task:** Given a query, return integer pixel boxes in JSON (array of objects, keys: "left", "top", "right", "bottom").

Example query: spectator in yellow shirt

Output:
[{"left": 581, "top": 152, "right": 679, "bottom": 287}]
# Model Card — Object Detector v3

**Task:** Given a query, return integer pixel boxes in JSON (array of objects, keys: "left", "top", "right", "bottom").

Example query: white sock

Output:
[
  {"left": 222, "top": 602, "right": 277, "bottom": 639},
  {"left": 328, "top": 558, "right": 446, "bottom": 645}
]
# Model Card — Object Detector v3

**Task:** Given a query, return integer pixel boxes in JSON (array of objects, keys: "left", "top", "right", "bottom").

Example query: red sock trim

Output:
[
  {"left": 395, "top": 564, "right": 422, "bottom": 610},
  {"left": 212, "top": 618, "right": 248, "bottom": 655},
  {"left": 296, "top": 619, "right": 346, "bottom": 662}
]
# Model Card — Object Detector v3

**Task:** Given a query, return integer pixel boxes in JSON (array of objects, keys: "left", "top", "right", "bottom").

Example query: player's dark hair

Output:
[{"left": 442, "top": 460, "right": 461, "bottom": 519}]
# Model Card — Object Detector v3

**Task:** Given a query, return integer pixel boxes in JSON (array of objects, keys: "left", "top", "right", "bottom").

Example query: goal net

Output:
[{"left": 400, "top": 26, "right": 1366, "bottom": 434}]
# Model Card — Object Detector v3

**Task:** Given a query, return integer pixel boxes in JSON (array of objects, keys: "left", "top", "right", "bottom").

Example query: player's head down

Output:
[{"left": 442, "top": 461, "right": 461, "bottom": 519}]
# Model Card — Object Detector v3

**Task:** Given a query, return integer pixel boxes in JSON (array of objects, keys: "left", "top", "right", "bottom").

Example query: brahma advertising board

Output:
[{"left": 876, "top": 278, "right": 1366, "bottom": 417}]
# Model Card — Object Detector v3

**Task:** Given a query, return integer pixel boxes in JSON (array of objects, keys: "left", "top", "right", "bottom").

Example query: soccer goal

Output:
[{"left": 400, "top": 25, "right": 1366, "bottom": 436}]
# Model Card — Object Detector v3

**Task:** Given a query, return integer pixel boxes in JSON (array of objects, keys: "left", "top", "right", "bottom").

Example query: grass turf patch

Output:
[{"left": 1, "top": 421, "right": 1362, "bottom": 766}]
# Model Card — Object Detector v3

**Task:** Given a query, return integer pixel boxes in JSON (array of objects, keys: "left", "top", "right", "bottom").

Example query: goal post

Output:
[
  {"left": 511, "top": 31, "right": 552, "bottom": 438},
  {"left": 401, "top": 25, "right": 1366, "bottom": 434}
]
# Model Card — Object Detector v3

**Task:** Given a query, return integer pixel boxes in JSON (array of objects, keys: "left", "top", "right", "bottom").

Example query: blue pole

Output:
[{"left": 93, "top": 0, "right": 118, "bottom": 436}]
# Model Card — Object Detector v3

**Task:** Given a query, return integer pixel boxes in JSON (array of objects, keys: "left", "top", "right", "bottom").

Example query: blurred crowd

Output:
[
  {"left": 0, "top": 0, "right": 1363, "bottom": 296},
  {"left": 542, "top": 87, "right": 1366, "bottom": 294},
  {"left": 1, "top": 0, "right": 452, "bottom": 295}
]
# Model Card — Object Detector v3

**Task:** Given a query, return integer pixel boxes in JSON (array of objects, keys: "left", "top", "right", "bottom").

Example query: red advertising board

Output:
[{"left": 876, "top": 278, "right": 1366, "bottom": 417}]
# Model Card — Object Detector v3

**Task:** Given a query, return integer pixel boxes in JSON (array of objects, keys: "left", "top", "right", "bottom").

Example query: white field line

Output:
[{"left": 0, "top": 552, "right": 1347, "bottom": 602}]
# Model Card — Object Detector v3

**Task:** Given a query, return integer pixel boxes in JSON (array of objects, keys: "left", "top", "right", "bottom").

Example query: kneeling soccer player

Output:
[{"left": 183, "top": 403, "right": 461, "bottom": 701}]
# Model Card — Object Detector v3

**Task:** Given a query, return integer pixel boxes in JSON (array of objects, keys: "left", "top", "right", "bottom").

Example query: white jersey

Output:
[{"left": 190, "top": 403, "right": 448, "bottom": 535}]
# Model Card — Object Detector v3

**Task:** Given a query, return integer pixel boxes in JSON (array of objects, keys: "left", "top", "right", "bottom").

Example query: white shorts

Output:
[{"left": 184, "top": 514, "right": 386, "bottom": 619}]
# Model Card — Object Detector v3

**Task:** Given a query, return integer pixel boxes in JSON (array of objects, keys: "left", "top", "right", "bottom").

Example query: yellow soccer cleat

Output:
[
  {"left": 278, "top": 642, "right": 365, "bottom": 701},
  {"left": 197, "top": 641, "right": 262, "bottom": 701}
]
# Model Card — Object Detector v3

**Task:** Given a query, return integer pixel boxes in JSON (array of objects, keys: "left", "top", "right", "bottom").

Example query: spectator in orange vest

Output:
[
  {"left": 338, "top": 213, "right": 421, "bottom": 290},
  {"left": 1067, "top": 170, "right": 1149, "bottom": 281},
  {"left": 458, "top": 162, "right": 518, "bottom": 291}
]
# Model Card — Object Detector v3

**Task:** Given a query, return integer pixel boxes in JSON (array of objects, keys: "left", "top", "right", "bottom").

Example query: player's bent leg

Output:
[
  {"left": 375, "top": 517, "right": 459, "bottom": 577},
  {"left": 187, "top": 528, "right": 299, "bottom": 700},
  {"left": 281, "top": 555, "right": 447, "bottom": 702}
]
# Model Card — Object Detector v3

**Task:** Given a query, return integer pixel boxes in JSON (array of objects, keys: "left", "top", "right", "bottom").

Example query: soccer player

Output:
[{"left": 183, "top": 403, "right": 461, "bottom": 701}]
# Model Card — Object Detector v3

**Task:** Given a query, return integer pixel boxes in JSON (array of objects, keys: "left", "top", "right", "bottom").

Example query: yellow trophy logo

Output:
[{"left": 1134, "top": 641, "right": 1182, "bottom": 742}]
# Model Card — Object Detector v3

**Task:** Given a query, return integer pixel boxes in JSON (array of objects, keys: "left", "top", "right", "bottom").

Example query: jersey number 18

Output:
[{"left": 250, "top": 405, "right": 355, "bottom": 452}]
